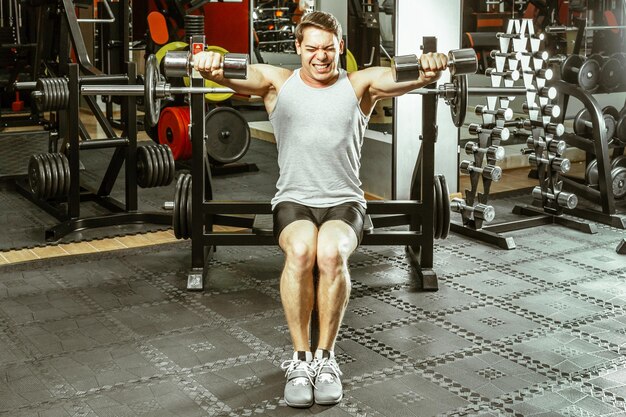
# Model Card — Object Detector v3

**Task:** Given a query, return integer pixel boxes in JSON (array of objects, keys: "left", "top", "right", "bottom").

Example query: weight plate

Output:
[
  {"left": 616, "top": 117, "right": 626, "bottom": 144},
  {"left": 612, "top": 155, "right": 626, "bottom": 170},
  {"left": 433, "top": 175, "right": 443, "bottom": 240},
  {"left": 28, "top": 154, "right": 44, "bottom": 198},
  {"left": 137, "top": 146, "right": 152, "bottom": 188},
  {"left": 155, "top": 145, "right": 171, "bottom": 187},
  {"left": 185, "top": 175, "right": 193, "bottom": 238},
  {"left": 561, "top": 54, "right": 584, "bottom": 84},
  {"left": 43, "top": 153, "right": 59, "bottom": 199},
  {"left": 346, "top": 49, "right": 358, "bottom": 73},
  {"left": 147, "top": 145, "right": 165, "bottom": 188},
  {"left": 179, "top": 174, "right": 191, "bottom": 239},
  {"left": 59, "top": 153, "right": 71, "bottom": 196},
  {"left": 144, "top": 54, "right": 162, "bottom": 127},
  {"left": 586, "top": 159, "right": 598, "bottom": 186},
  {"left": 173, "top": 174, "right": 185, "bottom": 238},
  {"left": 39, "top": 152, "right": 52, "bottom": 199},
  {"left": 439, "top": 175, "right": 451, "bottom": 239},
  {"left": 450, "top": 74, "right": 467, "bottom": 128},
  {"left": 611, "top": 167, "right": 626, "bottom": 199},
  {"left": 603, "top": 106, "right": 620, "bottom": 119},
  {"left": 51, "top": 153, "right": 66, "bottom": 199},
  {"left": 162, "top": 145, "right": 176, "bottom": 186},
  {"left": 604, "top": 114, "right": 617, "bottom": 140},
  {"left": 158, "top": 106, "right": 191, "bottom": 160},
  {"left": 600, "top": 58, "right": 622, "bottom": 92},
  {"left": 577, "top": 58, "right": 600, "bottom": 92},
  {"left": 205, "top": 107, "right": 251, "bottom": 164}
]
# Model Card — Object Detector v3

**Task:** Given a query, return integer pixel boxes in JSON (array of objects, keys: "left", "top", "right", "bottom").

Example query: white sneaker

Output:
[
  {"left": 313, "top": 349, "right": 343, "bottom": 405},
  {"left": 280, "top": 351, "right": 315, "bottom": 408}
]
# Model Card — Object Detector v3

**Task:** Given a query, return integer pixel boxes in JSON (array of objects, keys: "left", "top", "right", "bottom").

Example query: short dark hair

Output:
[{"left": 295, "top": 11, "right": 342, "bottom": 44}]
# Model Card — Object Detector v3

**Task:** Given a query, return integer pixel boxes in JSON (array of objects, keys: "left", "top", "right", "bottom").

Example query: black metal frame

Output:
[{"left": 14, "top": 0, "right": 171, "bottom": 241}]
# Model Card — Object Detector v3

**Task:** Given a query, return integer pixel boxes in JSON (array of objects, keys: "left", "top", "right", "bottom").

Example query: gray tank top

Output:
[{"left": 269, "top": 68, "right": 369, "bottom": 209}]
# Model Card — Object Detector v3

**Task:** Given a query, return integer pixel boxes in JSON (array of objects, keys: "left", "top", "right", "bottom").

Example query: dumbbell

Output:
[
  {"left": 450, "top": 198, "right": 495, "bottom": 222},
  {"left": 573, "top": 108, "right": 616, "bottom": 140},
  {"left": 587, "top": 54, "right": 623, "bottom": 92},
  {"left": 474, "top": 105, "right": 513, "bottom": 121},
  {"left": 521, "top": 119, "right": 565, "bottom": 136},
  {"left": 490, "top": 50, "right": 523, "bottom": 60},
  {"left": 531, "top": 186, "right": 578, "bottom": 209},
  {"left": 459, "top": 160, "right": 502, "bottom": 181},
  {"left": 526, "top": 136, "right": 567, "bottom": 155},
  {"left": 391, "top": 48, "right": 478, "bottom": 82},
  {"left": 464, "top": 142, "right": 505, "bottom": 161},
  {"left": 163, "top": 50, "right": 248, "bottom": 79},
  {"left": 528, "top": 153, "right": 571, "bottom": 173},
  {"left": 523, "top": 102, "right": 561, "bottom": 118},
  {"left": 468, "top": 124, "right": 510, "bottom": 141},
  {"left": 522, "top": 68, "right": 554, "bottom": 80},
  {"left": 585, "top": 157, "right": 626, "bottom": 199},
  {"left": 561, "top": 54, "right": 600, "bottom": 92},
  {"left": 529, "top": 86, "right": 558, "bottom": 100},
  {"left": 485, "top": 68, "right": 520, "bottom": 81}
]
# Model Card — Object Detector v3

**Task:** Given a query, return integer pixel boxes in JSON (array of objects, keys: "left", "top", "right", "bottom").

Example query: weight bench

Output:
[{"left": 252, "top": 214, "right": 375, "bottom": 236}]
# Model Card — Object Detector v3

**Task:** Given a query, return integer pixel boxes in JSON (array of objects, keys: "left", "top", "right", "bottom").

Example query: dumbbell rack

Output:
[
  {"left": 556, "top": 83, "right": 626, "bottom": 228},
  {"left": 181, "top": 35, "right": 442, "bottom": 291},
  {"left": 450, "top": 19, "right": 595, "bottom": 249},
  {"left": 14, "top": 0, "right": 172, "bottom": 241}
]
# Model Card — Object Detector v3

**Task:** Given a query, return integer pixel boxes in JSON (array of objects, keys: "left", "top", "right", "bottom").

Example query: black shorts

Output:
[{"left": 273, "top": 201, "right": 366, "bottom": 243}]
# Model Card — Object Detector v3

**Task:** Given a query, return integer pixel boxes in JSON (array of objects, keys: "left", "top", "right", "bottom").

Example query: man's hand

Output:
[
  {"left": 193, "top": 51, "right": 225, "bottom": 82},
  {"left": 419, "top": 52, "right": 448, "bottom": 84}
]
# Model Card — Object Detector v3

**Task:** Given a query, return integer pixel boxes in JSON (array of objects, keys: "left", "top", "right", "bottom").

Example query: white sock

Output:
[
  {"left": 314, "top": 349, "right": 334, "bottom": 360},
  {"left": 293, "top": 351, "right": 313, "bottom": 362}
]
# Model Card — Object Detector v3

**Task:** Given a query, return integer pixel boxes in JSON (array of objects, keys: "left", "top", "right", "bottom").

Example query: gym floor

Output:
[{"left": 1, "top": 115, "right": 625, "bottom": 417}]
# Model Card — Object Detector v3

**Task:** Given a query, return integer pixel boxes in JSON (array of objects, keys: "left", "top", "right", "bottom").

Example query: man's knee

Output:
[
  {"left": 284, "top": 240, "right": 316, "bottom": 271},
  {"left": 317, "top": 243, "right": 350, "bottom": 276}
]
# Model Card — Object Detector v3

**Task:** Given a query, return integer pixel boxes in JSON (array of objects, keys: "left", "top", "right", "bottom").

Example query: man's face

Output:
[{"left": 295, "top": 26, "right": 343, "bottom": 85}]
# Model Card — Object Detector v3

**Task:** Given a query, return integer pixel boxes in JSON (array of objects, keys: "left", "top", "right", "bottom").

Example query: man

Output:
[{"left": 194, "top": 11, "right": 447, "bottom": 408}]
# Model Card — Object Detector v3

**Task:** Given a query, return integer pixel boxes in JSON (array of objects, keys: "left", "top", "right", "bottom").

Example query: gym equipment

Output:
[
  {"left": 136, "top": 144, "right": 175, "bottom": 188},
  {"left": 433, "top": 175, "right": 451, "bottom": 240},
  {"left": 585, "top": 157, "right": 626, "bottom": 199},
  {"left": 464, "top": 142, "right": 505, "bottom": 161},
  {"left": 522, "top": 102, "right": 560, "bottom": 118},
  {"left": 528, "top": 154, "right": 571, "bottom": 174},
  {"left": 526, "top": 137, "right": 567, "bottom": 155},
  {"left": 574, "top": 108, "right": 616, "bottom": 141},
  {"left": 158, "top": 106, "right": 192, "bottom": 160},
  {"left": 450, "top": 198, "right": 495, "bottom": 222},
  {"left": 459, "top": 160, "right": 502, "bottom": 181},
  {"left": 531, "top": 186, "right": 578, "bottom": 209},
  {"left": 390, "top": 48, "right": 478, "bottom": 82},
  {"left": 28, "top": 153, "right": 70, "bottom": 200},
  {"left": 485, "top": 68, "right": 520, "bottom": 81},
  {"left": 204, "top": 107, "right": 251, "bottom": 165},
  {"left": 173, "top": 173, "right": 193, "bottom": 240},
  {"left": 587, "top": 54, "right": 623, "bottom": 92},
  {"left": 560, "top": 54, "right": 600, "bottom": 92},
  {"left": 474, "top": 105, "right": 513, "bottom": 121},
  {"left": 163, "top": 50, "right": 248, "bottom": 79},
  {"left": 468, "top": 124, "right": 510, "bottom": 141}
]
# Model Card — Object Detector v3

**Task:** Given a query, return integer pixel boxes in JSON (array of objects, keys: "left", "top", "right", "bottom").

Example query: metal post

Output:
[{"left": 124, "top": 61, "right": 138, "bottom": 211}]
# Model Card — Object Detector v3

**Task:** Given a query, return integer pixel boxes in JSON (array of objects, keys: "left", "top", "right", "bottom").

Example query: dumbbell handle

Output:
[
  {"left": 464, "top": 142, "right": 505, "bottom": 160},
  {"left": 450, "top": 198, "right": 496, "bottom": 222},
  {"left": 164, "top": 51, "right": 249, "bottom": 79},
  {"left": 522, "top": 68, "right": 553, "bottom": 80},
  {"left": 485, "top": 68, "right": 520, "bottom": 81},
  {"left": 526, "top": 137, "right": 567, "bottom": 154}
]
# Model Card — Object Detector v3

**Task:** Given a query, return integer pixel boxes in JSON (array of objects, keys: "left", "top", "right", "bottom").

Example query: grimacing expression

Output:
[{"left": 296, "top": 27, "right": 344, "bottom": 85}]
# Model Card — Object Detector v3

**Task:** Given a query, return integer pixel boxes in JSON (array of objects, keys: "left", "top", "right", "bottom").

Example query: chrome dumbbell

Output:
[
  {"left": 532, "top": 186, "right": 578, "bottom": 209},
  {"left": 528, "top": 154, "right": 571, "bottom": 173},
  {"left": 450, "top": 198, "right": 496, "bottom": 222},
  {"left": 468, "top": 124, "right": 510, "bottom": 141},
  {"left": 528, "top": 85, "right": 558, "bottom": 99},
  {"left": 460, "top": 160, "right": 503, "bottom": 181},
  {"left": 464, "top": 142, "right": 505, "bottom": 161},
  {"left": 475, "top": 105, "right": 513, "bottom": 121},
  {"left": 523, "top": 102, "right": 561, "bottom": 118},
  {"left": 522, "top": 68, "right": 554, "bottom": 80},
  {"left": 485, "top": 68, "right": 520, "bottom": 81},
  {"left": 526, "top": 137, "right": 567, "bottom": 155},
  {"left": 521, "top": 119, "right": 565, "bottom": 136}
]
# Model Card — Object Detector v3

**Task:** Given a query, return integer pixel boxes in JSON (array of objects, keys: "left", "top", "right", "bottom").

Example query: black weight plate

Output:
[
  {"left": 173, "top": 174, "right": 185, "bottom": 238},
  {"left": 616, "top": 117, "right": 626, "bottom": 143},
  {"left": 39, "top": 153, "right": 52, "bottom": 199},
  {"left": 611, "top": 167, "right": 626, "bottom": 199},
  {"left": 162, "top": 145, "right": 176, "bottom": 186},
  {"left": 51, "top": 153, "right": 65, "bottom": 199},
  {"left": 577, "top": 59, "right": 600, "bottom": 92},
  {"left": 136, "top": 146, "right": 150, "bottom": 188},
  {"left": 179, "top": 174, "right": 191, "bottom": 239},
  {"left": 144, "top": 145, "right": 156, "bottom": 188},
  {"left": 146, "top": 145, "right": 161, "bottom": 188},
  {"left": 433, "top": 175, "right": 443, "bottom": 240},
  {"left": 59, "top": 153, "right": 71, "bottom": 196},
  {"left": 439, "top": 175, "right": 450, "bottom": 239},
  {"left": 155, "top": 145, "right": 171, "bottom": 187},
  {"left": 451, "top": 74, "right": 467, "bottom": 128},
  {"left": 28, "top": 155, "right": 44, "bottom": 198},
  {"left": 205, "top": 107, "right": 251, "bottom": 164},
  {"left": 586, "top": 159, "right": 598, "bottom": 186},
  {"left": 561, "top": 54, "right": 584, "bottom": 84},
  {"left": 43, "top": 153, "right": 59, "bottom": 199},
  {"left": 603, "top": 106, "right": 620, "bottom": 119},
  {"left": 600, "top": 58, "right": 622, "bottom": 92},
  {"left": 147, "top": 145, "right": 165, "bottom": 187},
  {"left": 185, "top": 176, "right": 193, "bottom": 239},
  {"left": 573, "top": 109, "right": 590, "bottom": 136}
]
